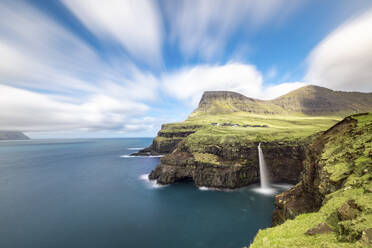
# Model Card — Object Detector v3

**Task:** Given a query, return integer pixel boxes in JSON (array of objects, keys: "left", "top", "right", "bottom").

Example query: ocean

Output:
[{"left": 0, "top": 138, "right": 287, "bottom": 248}]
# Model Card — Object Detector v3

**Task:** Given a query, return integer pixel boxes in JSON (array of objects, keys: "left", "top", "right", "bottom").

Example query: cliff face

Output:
[
  {"left": 149, "top": 138, "right": 306, "bottom": 188},
  {"left": 251, "top": 113, "right": 372, "bottom": 247},
  {"left": 0, "top": 131, "right": 30, "bottom": 140},
  {"left": 131, "top": 123, "right": 202, "bottom": 156},
  {"left": 272, "top": 115, "right": 362, "bottom": 225}
]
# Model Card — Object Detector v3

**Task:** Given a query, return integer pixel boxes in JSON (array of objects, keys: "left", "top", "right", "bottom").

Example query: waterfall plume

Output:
[{"left": 258, "top": 143, "right": 270, "bottom": 189}]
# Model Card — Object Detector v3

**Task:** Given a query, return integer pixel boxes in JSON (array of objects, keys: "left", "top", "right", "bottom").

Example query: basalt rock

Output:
[
  {"left": 337, "top": 200, "right": 361, "bottom": 221},
  {"left": 305, "top": 222, "right": 333, "bottom": 235},
  {"left": 148, "top": 140, "right": 306, "bottom": 189}
]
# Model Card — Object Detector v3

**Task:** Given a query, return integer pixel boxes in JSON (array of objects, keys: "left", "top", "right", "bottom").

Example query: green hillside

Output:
[
  {"left": 249, "top": 113, "right": 372, "bottom": 248},
  {"left": 191, "top": 85, "right": 372, "bottom": 117}
]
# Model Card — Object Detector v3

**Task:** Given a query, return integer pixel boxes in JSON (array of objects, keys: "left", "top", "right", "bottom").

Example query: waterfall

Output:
[{"left": 258, "top": 143, "right": 270, "bottom": 189}]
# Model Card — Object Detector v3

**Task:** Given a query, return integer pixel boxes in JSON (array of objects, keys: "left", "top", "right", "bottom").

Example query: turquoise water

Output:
[{"left": 0, "top": 138, "right": 285, "bottom": 248}]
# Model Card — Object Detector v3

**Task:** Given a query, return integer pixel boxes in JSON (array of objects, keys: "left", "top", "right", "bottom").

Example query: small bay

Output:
[{"left": 0, "top": 138, "right": 285, "bottom": 248}]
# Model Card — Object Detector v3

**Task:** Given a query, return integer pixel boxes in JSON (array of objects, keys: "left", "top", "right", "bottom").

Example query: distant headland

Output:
[{"left": 0, "top": 131, "right": 30, "bottom": 140}]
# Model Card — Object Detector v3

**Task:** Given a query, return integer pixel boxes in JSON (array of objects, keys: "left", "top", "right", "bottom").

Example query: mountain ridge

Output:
[{"left": 190, "top": 85, "right": 372, "bottom": 117}]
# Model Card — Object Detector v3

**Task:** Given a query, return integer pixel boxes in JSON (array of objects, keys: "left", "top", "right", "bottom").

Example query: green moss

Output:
[{"left": 193, "top": 152, "right": 220, "bottom": 165}]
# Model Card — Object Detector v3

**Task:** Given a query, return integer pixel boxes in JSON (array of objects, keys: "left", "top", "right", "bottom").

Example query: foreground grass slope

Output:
[{"left": 249, "top": 113, "right": 372, "bottom": 248}]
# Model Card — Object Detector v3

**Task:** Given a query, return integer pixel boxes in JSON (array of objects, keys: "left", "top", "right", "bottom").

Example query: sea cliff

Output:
[
  {"left": 149, "top": 139, "right": 306, "bottom": 188},
  {"left": 250, "top": 113, "right": 372, "bottom": 247}
]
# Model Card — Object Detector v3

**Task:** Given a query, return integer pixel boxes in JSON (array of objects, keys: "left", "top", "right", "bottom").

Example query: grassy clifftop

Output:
[
  {"left": 249, "top": 113, "right": 372, "bottom": 248},
  {"left": 183, "top": 113, "right": 339, "bottom": 143}
]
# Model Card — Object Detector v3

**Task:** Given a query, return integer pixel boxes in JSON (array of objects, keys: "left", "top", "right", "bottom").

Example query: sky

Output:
[{"left": 1, "top": 0, "right": 372, "bottom": 138}]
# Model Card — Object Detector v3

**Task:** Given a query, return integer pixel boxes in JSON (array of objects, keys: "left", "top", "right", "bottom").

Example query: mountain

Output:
[
  {"left": 272, "top": 85, "right": 372, "bottom": 115},
  {"left": 134, "top": 85, "right": 372, "bottom": 157},
  {"left": 191, "top": 85, "right": 372, "bottom": 117},
  {"left": 0, "top": 131, "right": 30, "bottom": 140}
]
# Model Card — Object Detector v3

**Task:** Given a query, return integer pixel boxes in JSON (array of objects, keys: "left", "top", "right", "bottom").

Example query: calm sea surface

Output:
[{"left": 0, "top": 138, "right": 287, "bottom": 248}]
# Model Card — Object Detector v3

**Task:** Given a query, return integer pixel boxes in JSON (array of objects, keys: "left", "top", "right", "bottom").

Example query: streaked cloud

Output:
[
  {"left": 0, "top": 0, "right": 159, "bottom": 134},
  {"left": 163, "top": 0, "right": 305, "bottom": 59},
  {"left": 305, "top": 9, "right": 372, "bottom": 92},
  {"left": 62, "top": 0, "right": 163, "bottom": 64}
]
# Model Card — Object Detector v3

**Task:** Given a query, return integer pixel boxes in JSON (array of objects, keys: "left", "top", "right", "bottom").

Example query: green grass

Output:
[
  {"left": 155, "top": 112, "right": 341, "bottom": 156},
  {"left": 250, "top": 190, "right": 371, "bottom": 248},
  {"left": 183, "top": 112, "right": 340, "bottom": 143}
]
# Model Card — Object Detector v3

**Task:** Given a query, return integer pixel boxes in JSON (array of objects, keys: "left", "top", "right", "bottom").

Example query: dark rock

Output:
[
  {"left": 149, "top": 163, "right": 258, "bottom": 188},
  {"left": 130, "top": 146, "right": 164, "bottom": 156},
  {"left": 305, "top": 222, "right": 333, "bottom": 235},
  {"left": 361, "top": 228, "right": 372, "bottom": 246},
  {"left": 337, "top": 200, "right": 361, "bottom": 221},
  {"left": 149, "top": 141, "right": 306, "bottom": 189}
]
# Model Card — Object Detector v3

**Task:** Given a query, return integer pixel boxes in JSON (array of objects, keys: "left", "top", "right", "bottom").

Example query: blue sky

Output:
[{"left": 0, "top": 0, "right": 372, "bottom": 138}]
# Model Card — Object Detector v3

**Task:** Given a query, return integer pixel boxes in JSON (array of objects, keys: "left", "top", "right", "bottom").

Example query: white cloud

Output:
[
  {"left": 305, "top": 9, "right": 372, "bottom": 92},
  {"left": 0, "top": 85, "right": 149, "bottom": 132},
  {"left": 62, "top": 0, "right": 163, "bottom": 64},
  {"left": 162, "top": 63, "right": 305, "bottom": 106},
  {"left": 0, "top": 1, "right": 101, "bottom": 93},
  {"left": 164, "top": 0, "right": 304, "bottom": 59},
  {"left": 0, "top": 1, "right": 159, "bottom": 134}
]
